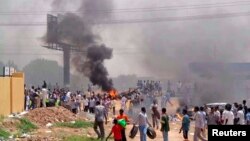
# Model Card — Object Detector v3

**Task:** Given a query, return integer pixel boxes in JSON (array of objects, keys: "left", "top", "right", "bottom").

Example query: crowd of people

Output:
[
  {"left": 24, "top": 81, "right": 116, "bottom": 116},
  {"left": 24, "top": 81, "right": 250, "bottom": 141},
  {"left": 137, "top": 80, "right": 162, "bottom": 95}
]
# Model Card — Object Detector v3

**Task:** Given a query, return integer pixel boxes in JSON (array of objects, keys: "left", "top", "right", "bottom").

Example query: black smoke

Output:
[
  {"left": 47, "top": 0, "right": 114, "bottom": 91},
  {"left": 84, "top": 45, "right": 113, "bottom": 91}
]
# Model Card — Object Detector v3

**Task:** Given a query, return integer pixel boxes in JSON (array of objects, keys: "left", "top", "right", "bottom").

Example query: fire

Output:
[{"left": 109, "top": 89, "right": 118, "bottom": 99}]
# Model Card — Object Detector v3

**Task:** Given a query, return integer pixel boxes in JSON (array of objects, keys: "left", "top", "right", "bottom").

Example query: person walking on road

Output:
[
  {"left": 179, "top": 109, "right": 190, "bottom": 141},
  {"left": 134, "top": 107, "right": 152, "bottom": 141},
  {"left": 106, "top": 118, "right": 123, "bottom": 141},
  {"left": 193, "top": 106, "right": 207, "bottom": 141},
  {"left": 117, "top": 109, "right": 130, "bottom": 141},
  {"left": 151, "top": 100, "right": 160, "bottom": 129},
  {"left": 161, "top": 108, "right": 170, "bottom": 141},
  {"left": 94, "top": 101, "right": 107, "bottom": 141}
]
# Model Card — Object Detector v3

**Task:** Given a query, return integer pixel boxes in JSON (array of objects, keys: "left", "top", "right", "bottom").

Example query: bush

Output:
[{"left": 0, "top": 128, "right": 10, "bottom": 139}]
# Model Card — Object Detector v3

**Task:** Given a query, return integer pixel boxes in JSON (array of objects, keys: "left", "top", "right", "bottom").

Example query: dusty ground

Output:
[
  {"left": 2, "top": 98, "right": 202, "bottom": 141},
  {"left": 114, "top": 97, "right": 195, "bottom": 141}
]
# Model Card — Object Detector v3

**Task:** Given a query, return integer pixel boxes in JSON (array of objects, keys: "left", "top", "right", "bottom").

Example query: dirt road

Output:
[
  {"left": 124, "top": 123, "right": 194, "bottom": 141},
  {"left": 108, "top": 97, "right": 195, "bottom": 141}
]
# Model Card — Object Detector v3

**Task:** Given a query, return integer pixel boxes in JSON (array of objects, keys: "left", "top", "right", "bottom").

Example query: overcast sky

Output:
[{"left": 1, "top": 0, "right": 250, "bottom": 78}]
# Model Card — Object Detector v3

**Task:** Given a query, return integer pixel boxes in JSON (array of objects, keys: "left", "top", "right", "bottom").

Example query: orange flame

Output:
[{"left": 109, "top": 89, "right": 118, "bottom": 99}]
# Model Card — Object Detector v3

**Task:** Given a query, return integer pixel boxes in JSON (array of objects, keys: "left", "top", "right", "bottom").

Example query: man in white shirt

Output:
[
  {"left": 41, "top": 84, "right": 48, "bottom": 108},
  {"left": 89, "top": 97, "right": 96, "bottom": 113},
  {"left": 222, "top": 104, "right": 234, "bottom": 125},
  {"left": 236, "top": 104, "right": 245, "bottom": 125},
  {"left": 134, "top": 107, "right": 152, "bottom": 141},
  {"left": 214, "top": 106, "right": 221, "bottom": 124},
  {"left": 200, "top": 107, "right": 207, "bottom": 138},
  {"left": 193, "top": 106, "right": 207, "bottom": 141},
  {"left": 214, "top": 106, "right": 221, "bottom": 118},
  {"left": 151, "top": 100, "right": 160, "bottom": 129},
  {"left": 83, "top": 95, "right": 89, "bottom": 112},
  {"left": 121, "top": 96, "right": 127, "bottom": 110},
  {"left": 94, "top": 101, "right": 107, "bottom": 141}
]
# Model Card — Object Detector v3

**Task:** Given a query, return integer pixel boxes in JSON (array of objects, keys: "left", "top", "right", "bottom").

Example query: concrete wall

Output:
[
  {"left": 0, "top": 77, "right": 11, "bottom": 116},
  {"left": 11, "top": 77, "right": 24, "bottom": 113},
  {"left": 0, "top": 72, "right": 24, "bottom": 116}
]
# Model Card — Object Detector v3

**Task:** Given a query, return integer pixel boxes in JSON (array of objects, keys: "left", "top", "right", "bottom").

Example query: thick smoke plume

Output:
[
  {"left": 84, "top": 45, "right": 113, "bottom": 91},
  {"left": 48, "top": 0, "right": 114, "bottom": 91}
]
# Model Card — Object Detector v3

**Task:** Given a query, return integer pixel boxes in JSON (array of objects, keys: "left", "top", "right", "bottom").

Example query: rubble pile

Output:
[{"left": 25, "top": 107, "right": 76, "bottom": 126}]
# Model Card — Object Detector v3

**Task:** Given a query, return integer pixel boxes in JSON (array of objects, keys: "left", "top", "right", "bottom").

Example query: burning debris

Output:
[{"left": 109, "top": 89, "right": 118, "bottom": 98}]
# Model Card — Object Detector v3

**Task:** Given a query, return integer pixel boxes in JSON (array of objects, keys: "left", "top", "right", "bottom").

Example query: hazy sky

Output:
[{"left": 1, "top": 0, "right": 250, "bottom": 78}]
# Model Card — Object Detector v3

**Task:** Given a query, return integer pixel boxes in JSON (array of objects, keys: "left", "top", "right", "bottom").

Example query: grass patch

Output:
[
  {"left": 63, "top": 135, "right": 97, "bottom": 141},
  {"left": 55, "top": 120, "right": 93, "bottom": 128},
  {"left": 0, "top": 128, "right": 10, "bottom": 139},
  {"left": 18, "top": 118, "right": 37, "bottom": 133}
]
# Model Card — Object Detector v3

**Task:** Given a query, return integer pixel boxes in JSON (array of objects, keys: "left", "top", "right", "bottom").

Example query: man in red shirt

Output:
[
  {"left": 106, "top": 118, "right": 122, "bottom": 141},
  {"left": 116, "top": 109, "right": 130, "bottom": 141}
]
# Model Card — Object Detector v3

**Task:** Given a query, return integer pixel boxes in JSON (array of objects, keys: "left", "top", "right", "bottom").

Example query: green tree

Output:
[{"left": 23, "top": 59, "right": 64, "bottom": 87}]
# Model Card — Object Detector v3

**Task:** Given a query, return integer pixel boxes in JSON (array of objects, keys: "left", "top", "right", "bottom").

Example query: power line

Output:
[
  {"left": 0, "top": 51, "right": 148, "bottom": 55},
  {"left": 0, "top": 53, "right": 63, "bottom": 56},
  {"left": 1, "top": 0, "right": 250, "bottom": 15},
  {"left": 1, "top": 11, "right": 250, "bottom": 26},
  {"left": 102, "top": 11, "right": 250, "bottom": 24}
]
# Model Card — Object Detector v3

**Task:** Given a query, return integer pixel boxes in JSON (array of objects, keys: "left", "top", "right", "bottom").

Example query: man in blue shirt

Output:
[
  {"left": 246, "top": 108, "right": 250, "bottom": 125},
  {"left": 180, "top": 109, "right": 190, "bottom": 140}
]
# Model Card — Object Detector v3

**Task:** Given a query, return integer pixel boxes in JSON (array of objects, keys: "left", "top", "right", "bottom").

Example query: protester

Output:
[
  {"left": 83, "top": 95, "right": 89, "bottom": 112},
  {"left": 117, "top": 109, "right": 130, "bottom": 141},
  {"left": 89, "top": 97, "right": 96, "bottom": 113},
  {"left": 121, "top": 96, "right": 127, "bottom": 110},
  {"left": 243, "top": 100, "right": 248, "bottom": 120},
  {"left": 70, "top": 97, "right": 78, "bottom": 114},
  {"left": 236, "top": 104, "right": 245, "bottom": 125},
  {"left": 35, "top": 88, "right": 41, "bottom": 108},
  {"left": 222, "top": 104, "right": 234, "bottom": 125},
  {"left": 200, "top": 106, "right": 207, "bottom": 138},
  {"left": 30, "top": 86, "right": 36, "bottom": 109},
  {"left": 207, "top": 107, "right": 219, "bottom": 125},
  {"left": 179, "top": 109, "right": 190, "bottom": 141},
  {"left": 161, "top": 91, "right": 173, "bottom": 109},
  {"left": 193, "top": 106, "right": 207, "bottom": 141},
  {"left": 161, "top": 108, "right": 170, "bottom": 141},
  {"left": 106, "top": 118, "right": 123, "bottom": 141},
  {"left": 246, "top": 108, "right": 250, "bottom": 125},
  {"left": 214, "top": 106, "right": 221, "bottom": 124},
  {"left": 111, "top": 98, "right": 116, "bottom": 116},
  {"left": 128, "top": 100, "right": 134, "bottom": 116},
  {"left": 151, "top": 99, "right": 160, "bottom": 129},
  {"left": 134, "top": 107, "right": 152, "bottom": 141},
  {"left": 76, "top": 91, "right": 82, "bottom": 111},
  {"left": 41, "top": 83, "right": 48, "bottom": 108},
  {"left": 25, "top": 90, "right": 30, "bottom": 111},
  {"left": 94, "top": 101, "right": 107, "bottom": 141},
  {"left": 232, "top": 103, "right": 239, "bottom": 118}
]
